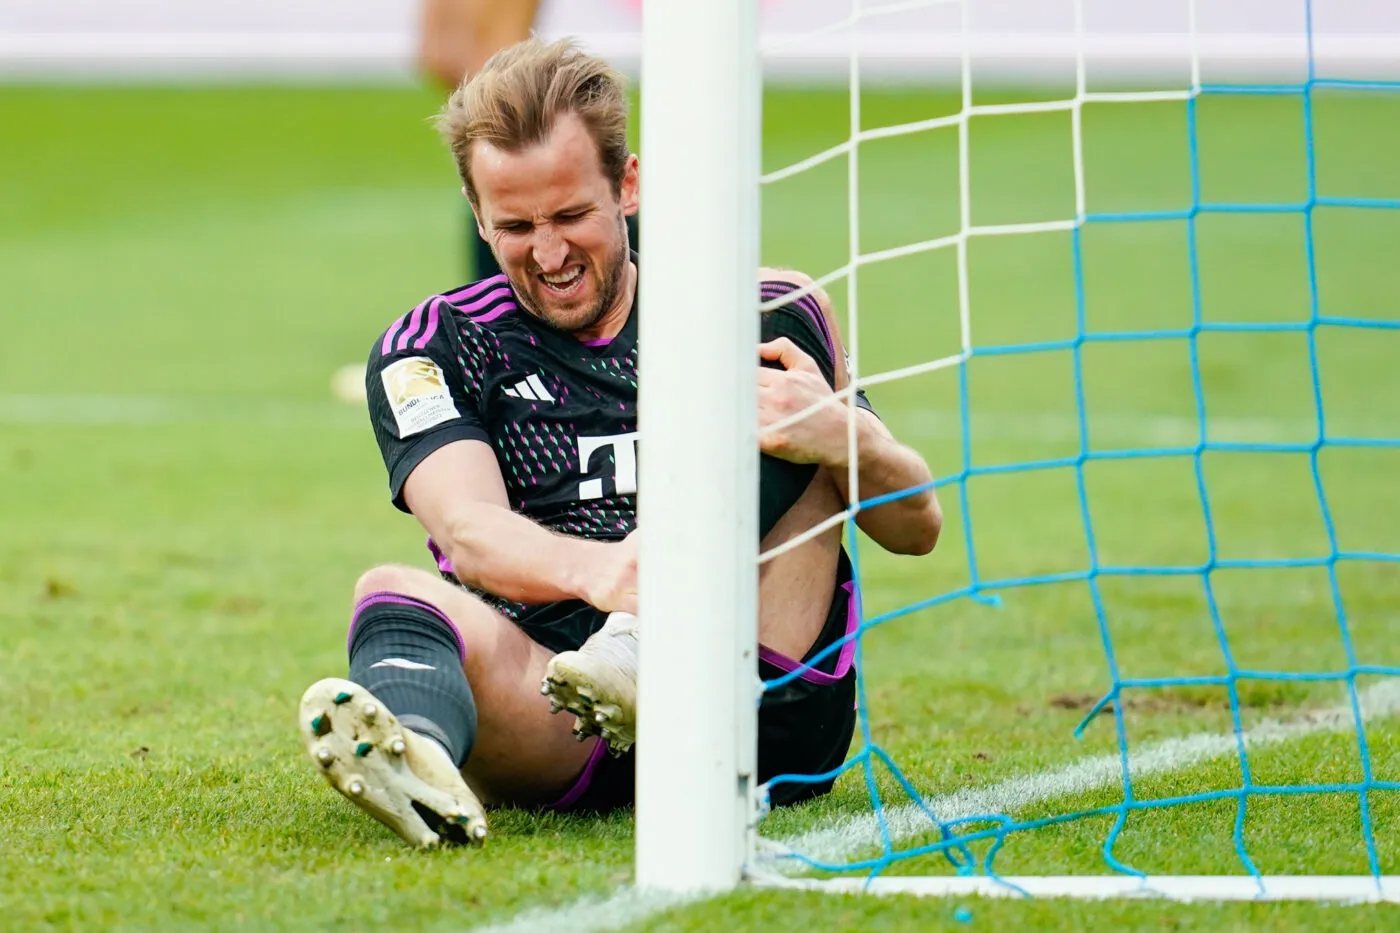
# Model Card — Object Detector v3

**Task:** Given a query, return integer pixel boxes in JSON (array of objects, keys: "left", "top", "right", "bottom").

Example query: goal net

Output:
[
  {"left": 636, "top": 0, "right": 1400, "bottom": 904},
  {"left": 730, "top": 0, "right": 1400, "bottom": 902}
]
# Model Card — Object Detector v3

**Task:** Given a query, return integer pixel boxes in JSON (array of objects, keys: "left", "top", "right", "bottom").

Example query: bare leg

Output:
[
  {"left": 756, "top": 266, "right": 853, "bottom": 661},
  {"left": 351, "top": 565, "right": 596, "bottom": 808}
]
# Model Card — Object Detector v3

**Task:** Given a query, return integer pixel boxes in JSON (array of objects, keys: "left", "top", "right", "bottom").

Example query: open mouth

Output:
[{"left": 539, "top": 265, "right": 585, "bottom": 297}]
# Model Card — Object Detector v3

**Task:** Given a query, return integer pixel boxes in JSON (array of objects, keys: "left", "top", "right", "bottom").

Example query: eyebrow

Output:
[{"left": 493, "top": 203, "right": 594, "bottom": 226}]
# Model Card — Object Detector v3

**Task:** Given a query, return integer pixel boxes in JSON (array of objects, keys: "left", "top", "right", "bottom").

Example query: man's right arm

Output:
[
  {"left": 366, "top": 302, "right": 636, "bottom": 614},
  {"left": 400, "top": 440, "right": 637, "bottom": 614}
]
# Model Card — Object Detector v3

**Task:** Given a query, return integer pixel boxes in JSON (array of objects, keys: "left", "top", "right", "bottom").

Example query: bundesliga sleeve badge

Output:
[{"left": 380, "top": 357, "right": 461, "bottom": 438}]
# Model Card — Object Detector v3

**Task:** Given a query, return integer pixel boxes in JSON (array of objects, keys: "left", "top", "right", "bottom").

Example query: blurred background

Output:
[{"left": 4, "top": 2, "right": 1400, "bottom": 925}]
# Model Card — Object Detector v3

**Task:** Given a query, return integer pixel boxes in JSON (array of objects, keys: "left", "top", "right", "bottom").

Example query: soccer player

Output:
[
  {"left": 416, "top": 0, "right": 637, "bottom": 281},
  {"left": 297, "top": 37, "right": 942, "bottom": 847}
]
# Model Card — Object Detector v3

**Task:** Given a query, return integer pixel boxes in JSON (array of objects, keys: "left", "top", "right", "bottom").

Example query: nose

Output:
[{"left": 531, "top": 225, "right": 570, "bottom": 274}]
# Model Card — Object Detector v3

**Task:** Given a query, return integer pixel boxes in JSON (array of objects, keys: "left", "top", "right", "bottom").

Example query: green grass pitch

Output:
[{"left": 2, "top": 82, "right": 1400, "bottom": 930}]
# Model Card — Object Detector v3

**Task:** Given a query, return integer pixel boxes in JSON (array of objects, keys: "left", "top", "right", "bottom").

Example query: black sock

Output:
[{"left": 347, "top": 593, "right": 478, "bottom": 768}]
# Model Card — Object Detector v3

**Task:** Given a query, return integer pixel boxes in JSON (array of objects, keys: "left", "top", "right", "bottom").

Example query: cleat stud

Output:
[
  {"left": 472, "top": 825, "right": 487, "bottom": 840},
  {"left": 333, "top": 691, "right": 354, "bottom": 705},
  {"left": 315, "top": 746, "right": 335, "bottom": 766},
  {"left": 355, "top": 742, "right": 373, "bottom": 758},
  {"left": 549, "top": 699, "right": 564, "bottom": 714},
  {"left": 389, "top": 738, "right": 406, "bottom": 756},
  {"left": 362, "top": 703, "right": 378, "bottom": 721},
  {"left": 311, "top": 714, "right": 331, "bottom": 737},
  {"left": 347, "top": 780, "right": 364, "bottom": 796},
  {"left": 539, "top": 681, "right": 552, "bottom": 696},
  {"left": 595, "top": 710, "right": 607, "bottom": 724}
]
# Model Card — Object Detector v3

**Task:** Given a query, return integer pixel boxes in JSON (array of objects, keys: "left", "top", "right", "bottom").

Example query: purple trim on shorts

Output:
[
  {"left": 579, "top": 335, "right": 613, "bottom": 347},
  {"left": 426, "top": 537, "right": 454, "bottom": 575},
  {"left": 412, "top": 300, "right": 442, "bottom": 349},
  {"left": 470, "top": 301, "right": 517, "bottom": 324},
  {"left": 395, "top": 301, "right": 426, "bottom": 351},
  {"left": 445, "top": 274, "right": 508, "bottom": 302},
  {"left": 548, "top": 738, "right": 610, "bottom": 811},
  {"left": 756, "top": 581, "right": 858, "bottom": 686},
  {"left": 459, "top": 286, "right": 513, "bottom": 314},
  {"left": 380, "top": 316, "right": 406, "bottom": 356},
  {"left": 348, "top": 591, "right": 467, "bottom": 663}
]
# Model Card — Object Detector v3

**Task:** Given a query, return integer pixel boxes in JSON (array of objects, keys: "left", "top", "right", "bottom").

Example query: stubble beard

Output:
[{"left": 512, "top": 212, "right": 630, "bottom": 335}]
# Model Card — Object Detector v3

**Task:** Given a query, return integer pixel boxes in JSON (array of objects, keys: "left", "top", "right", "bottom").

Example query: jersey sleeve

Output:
[
  {"left": 759, "top": 279, "right": 877, "bottom": 417},
  {"left": 366, "top": 297, "right": 491, "bottom": 512}
]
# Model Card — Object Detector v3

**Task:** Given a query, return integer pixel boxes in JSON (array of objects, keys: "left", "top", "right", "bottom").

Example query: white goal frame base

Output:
[{"left": 754, "top": 875, "right": 1400, "bottom": 903}]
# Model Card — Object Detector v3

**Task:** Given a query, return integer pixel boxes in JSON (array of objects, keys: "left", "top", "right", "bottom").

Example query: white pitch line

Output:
[
  {"left": 759, "top": 678, "right": 1400, "bottom": 872},
  {"left": 467, "top": 887, "right": 701, "bottom": 933},
  {"left": 472, "top": 680, "right": 1400, "bottom": 930}
]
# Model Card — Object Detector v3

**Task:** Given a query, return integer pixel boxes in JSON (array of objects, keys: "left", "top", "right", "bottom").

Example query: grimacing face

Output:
[{"left": 468, "top": 113, "right": 639, "bottom": 337}]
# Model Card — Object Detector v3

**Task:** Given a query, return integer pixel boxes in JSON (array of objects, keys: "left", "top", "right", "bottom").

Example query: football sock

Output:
[{"left": 347, "top": 593, "right": 478, "bottom": 768}]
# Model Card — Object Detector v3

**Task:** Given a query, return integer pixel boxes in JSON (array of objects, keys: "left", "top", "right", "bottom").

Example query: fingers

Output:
[{"left": 758, "top": 337, "right": 822, "bottom": 376}]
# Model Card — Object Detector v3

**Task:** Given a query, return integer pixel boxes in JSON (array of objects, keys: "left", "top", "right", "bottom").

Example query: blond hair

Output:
[{"left": 435, "top": 37, "right": 631, "bottom": 208}]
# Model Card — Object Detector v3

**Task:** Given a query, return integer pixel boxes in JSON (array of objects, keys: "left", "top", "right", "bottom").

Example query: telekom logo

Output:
[{"left": 577, "top": 432, "right": 640, "bottom": 501}]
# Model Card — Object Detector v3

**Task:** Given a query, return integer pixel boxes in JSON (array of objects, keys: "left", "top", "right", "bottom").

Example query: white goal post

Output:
[{"left": 635, "top": 0, "right": 762, "bottom": 893}]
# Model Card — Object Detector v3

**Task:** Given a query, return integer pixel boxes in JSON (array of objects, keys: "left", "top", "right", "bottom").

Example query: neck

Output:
[{"left": 572, "top": 259, "right": 637, "bottom": 344}]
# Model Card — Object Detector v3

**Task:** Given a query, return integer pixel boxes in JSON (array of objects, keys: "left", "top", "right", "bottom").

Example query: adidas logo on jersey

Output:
[{"left": 503, "top": 373, "right": 556, "bottom": 403}]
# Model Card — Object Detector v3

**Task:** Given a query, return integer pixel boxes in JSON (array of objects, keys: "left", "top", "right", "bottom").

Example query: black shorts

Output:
[{"left": 541, "top": 551, "right": 860, "bottom": 814}]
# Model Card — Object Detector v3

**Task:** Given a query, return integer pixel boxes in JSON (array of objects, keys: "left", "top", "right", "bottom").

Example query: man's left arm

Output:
[{"left": 758, "top": 337, "right": 942, "bottom": 556}]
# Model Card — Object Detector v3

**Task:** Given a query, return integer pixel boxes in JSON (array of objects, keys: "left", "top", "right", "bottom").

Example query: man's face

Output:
[{"left": 469, "top": 113, "right": 639, "bottom": 333}]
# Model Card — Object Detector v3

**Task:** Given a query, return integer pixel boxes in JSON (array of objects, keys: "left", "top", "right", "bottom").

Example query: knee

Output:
[
  {"left": 758, "top": 266, "right": 834, "bottom": 316},
  {"left": 352, "top": 564, "right": 424, "bottom": 604}
]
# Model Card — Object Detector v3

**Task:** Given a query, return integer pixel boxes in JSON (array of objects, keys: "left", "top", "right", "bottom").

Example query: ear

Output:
[{"left": 620, "top": 153, "right": 640, "bottom": 217}]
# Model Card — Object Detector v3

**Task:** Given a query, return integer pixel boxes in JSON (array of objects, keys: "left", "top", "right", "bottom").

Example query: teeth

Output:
[{"left": 542, "top": 267, "right": 582, "bottom": 286}]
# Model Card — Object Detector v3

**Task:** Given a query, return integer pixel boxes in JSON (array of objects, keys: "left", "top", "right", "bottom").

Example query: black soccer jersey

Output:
[
  {"left": 365, "top": 258, "right": 874, "bottom": 621},
  {"left": 367, "top": 270, "right": 640, "bottom": 541}
]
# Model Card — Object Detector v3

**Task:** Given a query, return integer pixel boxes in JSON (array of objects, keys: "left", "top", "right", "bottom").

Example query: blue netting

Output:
[{"left": 762, "top": 0, "right": 1400, "bottom": 890}]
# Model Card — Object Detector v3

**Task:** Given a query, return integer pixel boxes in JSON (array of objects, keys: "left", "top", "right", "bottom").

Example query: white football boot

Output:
[
  {"left": 298, "top": 678, "right": 488, "bottom": 848},
  {"left": 541, "top": 611, "right": 638, "bottom": 755}
]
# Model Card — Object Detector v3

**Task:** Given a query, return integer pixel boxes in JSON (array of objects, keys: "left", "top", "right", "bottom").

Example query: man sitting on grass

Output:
[{"left": 297, "top": 36, "right": 942, "bottom": 846}]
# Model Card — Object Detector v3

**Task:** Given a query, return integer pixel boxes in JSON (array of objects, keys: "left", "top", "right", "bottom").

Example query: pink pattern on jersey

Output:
[
  {"left": 395, "top": 301, "right": 426, "bottom": 351},
  {"left": 471, "top": 302, "right": 517, "bottom": 324},
  {"left": 445, "top": 274, "right": 508, "bottom": 302},
  {"left": 460, "top": 286, "right": 513, "bottom": 314},
  {"left": 380, "top": 316, "right": 406, "bottom": 356},
  {"left": 412, "top": 300, "right": 441, "bottom": 349}
]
